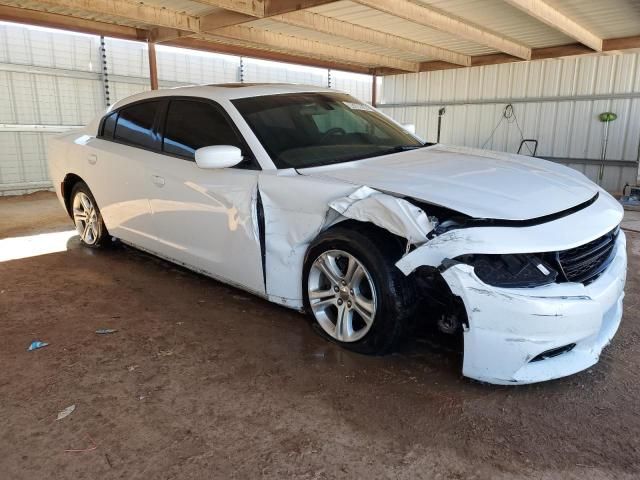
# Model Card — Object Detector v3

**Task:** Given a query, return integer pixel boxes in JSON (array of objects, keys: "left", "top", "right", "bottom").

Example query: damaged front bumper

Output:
[{"left": 440, "top": 232, "right": 627, "bottom": 385}]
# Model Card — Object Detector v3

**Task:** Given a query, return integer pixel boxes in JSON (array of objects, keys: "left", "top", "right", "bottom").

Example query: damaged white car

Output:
[{"left": 48, "top": 84, "right": 626, "bottom": 385}]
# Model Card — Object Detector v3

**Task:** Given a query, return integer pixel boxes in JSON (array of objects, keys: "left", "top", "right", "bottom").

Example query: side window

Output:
[
  {"left": 162, "top": 100, "right": 243, "bottom": 160},
  {"left": 101, "top": 112, "right": 117, "bottom": 138},
  {"left": 114, "top": 101, "right": 159, "bottom": 149}
]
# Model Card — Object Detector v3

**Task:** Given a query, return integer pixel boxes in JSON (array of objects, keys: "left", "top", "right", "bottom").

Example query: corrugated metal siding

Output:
[
  {"left": 0, "top": 22, "right": 373, "bottom": 194},
  {"left": 0, "top": 24, "right": 104, "bottom": 194},
  {"left": 380, "top": 52, "right": 640, "bottom": 192}
]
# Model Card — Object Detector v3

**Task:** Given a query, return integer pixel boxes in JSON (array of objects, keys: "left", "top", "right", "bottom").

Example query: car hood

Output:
[{"left": 298, "top": 144, "right": 599, "bottom": 221}]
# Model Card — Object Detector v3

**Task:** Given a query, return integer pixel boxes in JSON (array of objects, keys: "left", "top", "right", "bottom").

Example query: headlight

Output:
[{"left": 455, "top": 253, "right": 558, "bottom": 288}]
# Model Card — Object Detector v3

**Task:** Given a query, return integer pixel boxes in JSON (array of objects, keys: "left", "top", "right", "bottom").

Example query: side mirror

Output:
[
  {"left": 402, "top": 123, "right": 416, "bottom": 134},
  {"left": 195, "top": 145, "right": 243, "bottom": 169}
]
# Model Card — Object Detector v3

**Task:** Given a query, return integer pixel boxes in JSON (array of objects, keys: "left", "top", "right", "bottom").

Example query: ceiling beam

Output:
[
  {"left": 503, "top": 0, "right": 602, "bottom": 51},
  {"left": 0, "top": 4, "right": 144, "bottom": 41},
  {"left": 166, "top": 36, "right": 373, "bottom": 74},
  {"left": 352, "top": 0, "right": 532, "bottom": 60},
  {"left": 196, "top": 0, "right": 338, "bottom": 29},
  {"left": 211, "top": 25, "right": 420, "bottom": 71},
  {"left": 603, "top": 35, "right": 640, "bottom": 51},
  {"left": 15, "top": 0, "right": 199, "bottom": 31},
  {"left": 272, "top": 10, "right": 471, "bottom": 66},
  {"left": 191, "top": 0, "right": 336, "bottom": 17}
]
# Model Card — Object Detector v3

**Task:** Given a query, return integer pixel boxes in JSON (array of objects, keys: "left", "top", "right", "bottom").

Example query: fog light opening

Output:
[{"left": 530, "top": 343, "right": 576, "bottom": 363}]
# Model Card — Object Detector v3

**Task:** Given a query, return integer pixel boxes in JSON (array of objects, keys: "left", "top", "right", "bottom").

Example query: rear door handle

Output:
[
  {"left": 87, "top": 153, "right": 97, "bottom": 165},
  {"left": 151, "top": 175, "right": 165, "bottom": 187}
]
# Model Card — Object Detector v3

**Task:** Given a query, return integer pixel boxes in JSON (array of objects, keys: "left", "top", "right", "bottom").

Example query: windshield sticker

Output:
[{"left": 342, "top": 101, "right": 372, "bottom": 111}]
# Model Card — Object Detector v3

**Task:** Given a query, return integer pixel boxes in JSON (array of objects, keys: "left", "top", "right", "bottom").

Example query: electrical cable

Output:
[{"left": 481, "top": 103, "right": 533, "bottom": 154}]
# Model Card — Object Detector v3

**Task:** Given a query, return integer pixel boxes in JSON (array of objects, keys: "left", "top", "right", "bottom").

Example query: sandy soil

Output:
[{"left": 1, "top": 192, "right": 639, "bottom": 479}]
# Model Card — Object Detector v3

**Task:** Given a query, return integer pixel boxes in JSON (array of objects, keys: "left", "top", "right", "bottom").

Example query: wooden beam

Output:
[
  {"left": 196, "top": 1, "right": 337, "bottom": 29},
  {"left": 503, "top": 0, "right": 602, "bottom": 51},
  {"left": 211, "top": 25, "right": 420, "bottom": 71},
  {"left": 531, "top": 43, "right": 591, "bottom": 60},
  {"left": 21, "top": 0, "right": 198, "bottom": 32},
  {"left": 199, "top": 10, "right": 257, "bottom": 30},
  {"left": 272, "top": 10, "right": 471, "bottom": 66},
  {"left": 603, "top": 36, "right": 640, "bottom": 51},
  {"left": 148, "top": 41, "right": 158, "bottom": 90},
  {"left": 150, "top": 27, "right": 192, "bottom": 44},
  {"left": 419, "top": 61, "right": 463, "bottom": 72},
  {"left": 353, "top": 0, "right": 531, "bottom": 60},
  {"left": 192, "top": 1, "right": 336, "bottom": 17},
  {"left": 165, "top": 36, "right": 373, "bottom": 74},
  {"left": 0, "top": 4, "right": 143, "bottom": 41}
]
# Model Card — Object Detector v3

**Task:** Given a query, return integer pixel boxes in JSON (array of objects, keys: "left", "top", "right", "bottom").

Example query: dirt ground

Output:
[{"left": 1, "top": 191, "right": 639, "bottom": 479}]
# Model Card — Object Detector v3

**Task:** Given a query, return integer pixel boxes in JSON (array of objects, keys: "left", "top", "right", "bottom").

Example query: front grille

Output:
[{"left": 555, "top": 227, "right": 619, "bottom": 285}]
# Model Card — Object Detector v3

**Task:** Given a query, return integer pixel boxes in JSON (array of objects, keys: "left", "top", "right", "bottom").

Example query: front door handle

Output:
[
  {"left": 87, "top": 153, "right": 97, "bottom": 165},
  {"left": 151, "top": 175, "right": 165, "bottom": 187}
]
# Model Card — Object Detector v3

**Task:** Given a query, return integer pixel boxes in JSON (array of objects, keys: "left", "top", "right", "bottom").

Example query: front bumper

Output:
[{"left": 441, "top": 232, "right": 627, "bottom": 385}]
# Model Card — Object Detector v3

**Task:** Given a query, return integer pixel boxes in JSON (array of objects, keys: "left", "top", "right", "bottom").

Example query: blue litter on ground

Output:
[{"left": 28, "top": 341, "right": 49, "bottom": 351}]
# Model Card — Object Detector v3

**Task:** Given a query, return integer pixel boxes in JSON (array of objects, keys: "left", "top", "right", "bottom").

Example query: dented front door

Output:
[{"left": 146, "top": 156, "right": 265, "bottom": 295}]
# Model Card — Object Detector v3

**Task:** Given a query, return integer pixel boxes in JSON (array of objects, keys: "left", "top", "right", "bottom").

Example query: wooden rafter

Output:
[
  {"left": 0, "top": 4, "right": 143, "bottom": 41},
  {"left": 353, "top": 0, "right": 532, "bottom": 60},
  {"left": 196, "top": 0, "right": 338, "bottom": 29},
  {"left": 191, "top": 0, "right": 336, "bottom": 18},
  {"left": 211, "top": 25, "right": 420, "bottom": 71},
  {"left": 272, "top": 10, "right": 471, "bottom": 66},
  {"left": 503, "top": 0, "right": 602, "bottom": 51},
  {"left": 27, "top": 0, "right": 198, "bottom": 31}
]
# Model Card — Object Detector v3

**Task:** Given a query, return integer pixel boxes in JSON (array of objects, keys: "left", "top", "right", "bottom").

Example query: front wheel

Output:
[
  {"left": 71, "top": 182, "right": 109, "bottom": 248},
  {"left": 303, "top": 223, "right": 416, "bottom": 355}
]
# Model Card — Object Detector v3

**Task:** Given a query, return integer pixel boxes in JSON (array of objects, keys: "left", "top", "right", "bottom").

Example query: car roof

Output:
[{"left": 108, "top": 83, "right": 340, "bottom": 111}]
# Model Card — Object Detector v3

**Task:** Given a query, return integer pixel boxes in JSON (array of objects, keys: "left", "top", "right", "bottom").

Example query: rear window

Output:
[{"left": 114, "top": 101, "right": 159, "bottom": 149}]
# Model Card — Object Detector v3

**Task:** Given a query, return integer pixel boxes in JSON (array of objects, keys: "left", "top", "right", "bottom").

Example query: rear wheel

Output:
[
  {"left": 71, "top": 182, "right": 109, "bottom": 248},
  {"left": 304, "top": 223, "right": 416, "bottom": 354}
]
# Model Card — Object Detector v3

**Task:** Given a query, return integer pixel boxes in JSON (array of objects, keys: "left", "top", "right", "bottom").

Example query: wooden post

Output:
[
  {"left": 148, "top": 40, "right": 158, "bottom": 90},
  {"left": 371, "top": 72, "right": 377, "bottom": 107}
]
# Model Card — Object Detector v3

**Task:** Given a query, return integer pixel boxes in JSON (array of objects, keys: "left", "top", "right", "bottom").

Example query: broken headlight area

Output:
[{"left": 455, "top": 253, "right": 558, "bottom": 288}]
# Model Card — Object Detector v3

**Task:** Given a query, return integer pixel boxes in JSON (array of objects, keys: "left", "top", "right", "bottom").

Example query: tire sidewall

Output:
[{"left": 303, "top": 227, "right": 410, "bottom": 354}]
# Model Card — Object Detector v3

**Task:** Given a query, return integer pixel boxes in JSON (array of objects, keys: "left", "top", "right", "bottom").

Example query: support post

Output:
[
  {"left": 148, "top": 40, "right": 159, "bottom": 90},
  {"left": 371, "top": 72, "right": 377, "bottom": 107}
]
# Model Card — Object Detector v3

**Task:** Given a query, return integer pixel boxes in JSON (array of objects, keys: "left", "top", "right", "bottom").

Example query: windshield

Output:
[{"left": 232, "top": 92, "right": 424, "bottom": 169}]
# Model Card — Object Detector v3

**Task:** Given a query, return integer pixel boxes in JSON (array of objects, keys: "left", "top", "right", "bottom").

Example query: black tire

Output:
[
  {"left": 303, "top": 221, "right": 417, "bottom": 355},
  {"left": 70, "top": 181, "right": 110, "bottom": 248}
]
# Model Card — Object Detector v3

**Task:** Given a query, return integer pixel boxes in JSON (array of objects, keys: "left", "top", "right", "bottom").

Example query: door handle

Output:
[
  {"left": 151, "top": 175, "right": 165, "bottom": 187},
  {"left": 87, "top": 153, "right": 98, "bottom": 165}
]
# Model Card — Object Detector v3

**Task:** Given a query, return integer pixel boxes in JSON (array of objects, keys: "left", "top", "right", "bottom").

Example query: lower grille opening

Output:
[{"left": 530, "top": 343, "right": 576, "bottom": 363}]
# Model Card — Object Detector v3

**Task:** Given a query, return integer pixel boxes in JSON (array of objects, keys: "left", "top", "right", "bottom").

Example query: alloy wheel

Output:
[
  {"left": 308, "top": 249, "right": 377, "bottom": 342},
  {"left": 72, "top": 191, "right": 99, "bottom": 245}
]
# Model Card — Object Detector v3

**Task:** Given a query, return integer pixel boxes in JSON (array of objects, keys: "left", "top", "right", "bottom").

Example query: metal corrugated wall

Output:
[
  {"left": 379, "top": 52, "right": 640, "bottom": 192},
  {"left": 0, "top": 23, "right": 372, "bottom": 195}
]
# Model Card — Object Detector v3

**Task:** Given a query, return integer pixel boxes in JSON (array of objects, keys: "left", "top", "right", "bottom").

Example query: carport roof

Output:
[{"left": 0, "top": 0, "right": 639, "bottom": 75}]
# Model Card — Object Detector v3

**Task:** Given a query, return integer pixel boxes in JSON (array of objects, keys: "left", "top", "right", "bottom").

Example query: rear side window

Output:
[
  {"left": 162, "top": 100, "right": 243, "bottom": 159},
  {"left": 114, "top": 101, "right": 159, "bottom": 149},
  {"left": 101, "top": 112, "right": 117, "bottom": 138}
]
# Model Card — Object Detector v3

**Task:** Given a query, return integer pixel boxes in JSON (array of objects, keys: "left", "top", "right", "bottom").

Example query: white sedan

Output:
[{"left": 47, "top": 84, "right": 626, "bottom": 385}]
